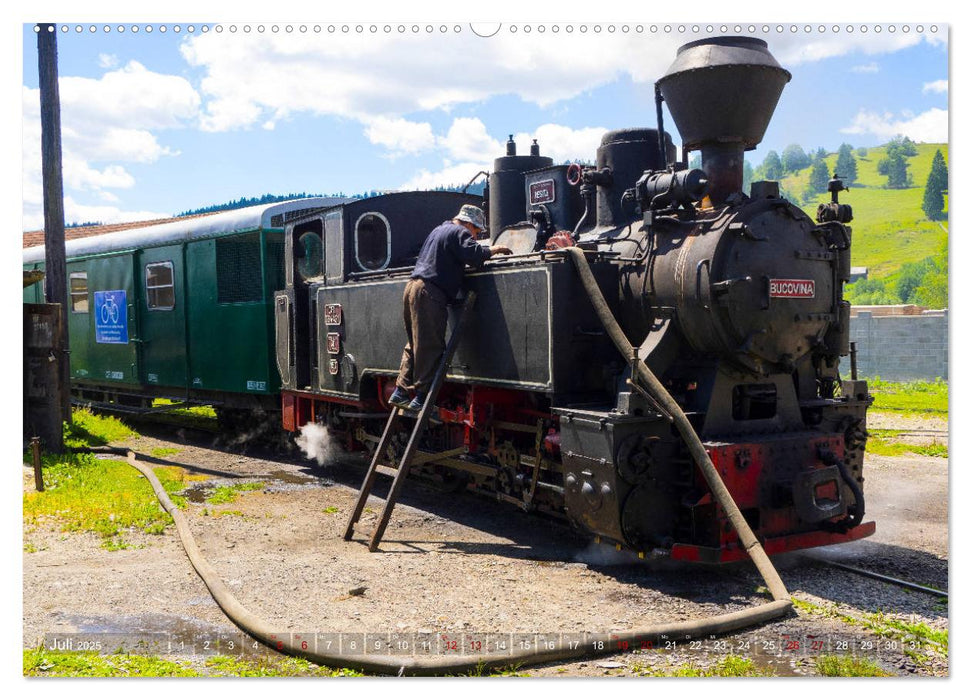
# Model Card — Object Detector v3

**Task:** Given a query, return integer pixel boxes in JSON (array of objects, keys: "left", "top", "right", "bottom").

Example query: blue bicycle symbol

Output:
[{"left": 100, "top": 294, "right": 120, "bottom": 325}]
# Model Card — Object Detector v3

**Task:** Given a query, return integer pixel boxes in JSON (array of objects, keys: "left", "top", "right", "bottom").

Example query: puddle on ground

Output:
[
  {"left": 259, "top": 470, "right": 317, "bottom": 485},
  {"left": 176, "top": 469, "right": 323, "bottom": 504},
  {"left": 179, "top": 484, "right": 211, "bottom": 504},
  {"left": 53, "top": 612, "right": 275, "bottom": 659}
]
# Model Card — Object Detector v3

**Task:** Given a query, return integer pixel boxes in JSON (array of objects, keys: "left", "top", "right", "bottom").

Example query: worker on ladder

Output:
[{"left": 389, "top": 205, "right": 512, "bottom": 412}]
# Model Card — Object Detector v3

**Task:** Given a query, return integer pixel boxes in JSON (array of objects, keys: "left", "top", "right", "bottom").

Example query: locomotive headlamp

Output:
[{"left": 633, "top": 167, "right": 709, "bottom": 211}]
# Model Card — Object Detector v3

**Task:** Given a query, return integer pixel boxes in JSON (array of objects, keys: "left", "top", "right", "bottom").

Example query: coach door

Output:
[
  {"left": 81, "top": 253, "right": 139, "bottom": 386},
  {"left": 137, "top": 246, "right": 188, "bottom": 391}
]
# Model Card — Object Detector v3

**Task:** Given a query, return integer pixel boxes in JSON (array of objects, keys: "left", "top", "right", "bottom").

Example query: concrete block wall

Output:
[{"left": 848, "top": 310, "right": 948, "bottom": 381}]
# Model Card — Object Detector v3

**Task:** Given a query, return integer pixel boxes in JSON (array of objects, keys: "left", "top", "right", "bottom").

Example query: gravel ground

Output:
[{"left": 22, "top": 414, "right": 949, "bottom": 677}]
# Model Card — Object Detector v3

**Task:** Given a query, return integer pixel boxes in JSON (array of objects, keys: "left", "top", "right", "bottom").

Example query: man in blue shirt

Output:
[{"left": 389, "top": 205, "right": 512, "bottom": 411}]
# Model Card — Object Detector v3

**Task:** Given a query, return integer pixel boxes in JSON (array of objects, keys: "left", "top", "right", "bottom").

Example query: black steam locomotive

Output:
[{"left": 275, "top": 37, "right": 873, "bottom": 561}]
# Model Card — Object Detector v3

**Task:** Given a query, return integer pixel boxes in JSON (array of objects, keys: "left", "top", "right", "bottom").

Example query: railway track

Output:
[{"left": 809, "top": 557, "right": 947, "bottom": 598}]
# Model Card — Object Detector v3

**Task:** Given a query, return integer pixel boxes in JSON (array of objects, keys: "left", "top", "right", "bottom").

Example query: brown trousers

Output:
[{"left": 396, "top": 278, "right": 449, "bottom": 394}]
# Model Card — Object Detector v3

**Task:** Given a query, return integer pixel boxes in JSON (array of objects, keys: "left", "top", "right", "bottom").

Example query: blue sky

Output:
[{"left": 20, "top": 21, "right": 948, "bottom": 229}]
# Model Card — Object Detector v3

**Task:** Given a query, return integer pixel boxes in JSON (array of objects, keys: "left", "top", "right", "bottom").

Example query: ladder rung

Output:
[
  {"left": 374, "top": 464, "right": 398, "bottom": 478},
  {"left": 342, "top": 291, "right": 478, "bottom": 550}
]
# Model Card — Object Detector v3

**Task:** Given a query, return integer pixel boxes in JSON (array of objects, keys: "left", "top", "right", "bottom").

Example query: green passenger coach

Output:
[{"left": 23, "top": 198, "right": 347, "bottom": 416}]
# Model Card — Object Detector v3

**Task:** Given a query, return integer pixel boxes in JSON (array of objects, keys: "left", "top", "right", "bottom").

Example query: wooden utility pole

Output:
[{"left": 36, "top": 23, "right": 70, "bottom": 447}]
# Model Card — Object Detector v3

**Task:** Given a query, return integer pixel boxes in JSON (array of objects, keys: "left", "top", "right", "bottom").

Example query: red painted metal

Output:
[{"left": 670, "top": 521, "right": 876, "bottom": 563}]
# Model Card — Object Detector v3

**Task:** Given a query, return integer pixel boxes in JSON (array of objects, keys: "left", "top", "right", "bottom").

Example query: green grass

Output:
[
  {"left": 150, "top": 447, "right": 181, "bottom": 458},
  {"left": 793, "top": 597, "right": 947, "bottom": 657},
  {"left": 782, "top": 143, "right": 948, "bottom": 277},
  {"left": 22, "top": 649, "right": 365, "bottom": 677},
  {"left": 814, "top": 655, "right": 891, "bottom": 677},
  {"left": 64, "top": 407, "right": 136, "bottom": 449},
  {"left": 152, "top": 398, "right": 217, "bottom": 418},
  {"left": 24, "top": 412, "right": 191, "bottom": 550},
  {"left": 866, "top": 436, "right": 947, "bottom": 459},
  {"left": 632, "top": 654, "right": 772, "bottom": 677},
  {"left": 204, "top": 654, "right": 364, "bottom": 677},
  {"left": 23, "top": 453, "right": 191, "bottom": 548},
  {"left": 867, "top": 377, "right": 948, "bottom": 415},
  {"left": 24, "top": 648, "right": 199, "bottom": 677},
  {"left": 206, "top": 482, "right": 264, "bottom": 505}
]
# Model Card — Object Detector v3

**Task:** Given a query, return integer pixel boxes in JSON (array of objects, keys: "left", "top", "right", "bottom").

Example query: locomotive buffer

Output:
[{"left": 343, "top": 292, "right": 477, "bottom": 551}]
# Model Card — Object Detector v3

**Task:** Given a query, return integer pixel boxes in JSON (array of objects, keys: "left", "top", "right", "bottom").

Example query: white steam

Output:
[{"left": 295, "top": 422, "right": 339, "bottom": 466}]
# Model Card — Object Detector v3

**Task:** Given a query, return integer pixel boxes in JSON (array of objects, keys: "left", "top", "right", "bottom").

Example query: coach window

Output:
[
  {"left": 354, "top": 212, "right": 390, "bottom": 271},
  {"left": 145, "top": 261, "right": 175, "bottom": 310},
  {"left": 69, "top": 272, "right": 88, "bottom": 313}
]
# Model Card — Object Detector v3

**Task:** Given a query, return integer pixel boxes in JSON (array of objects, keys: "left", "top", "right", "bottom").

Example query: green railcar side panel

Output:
[
  {"left": 68, "top": 254, "right": 139, "bottom": 386},
  {"left": 137, "top": 245, "right": 188, "bottom": 389},
  {"left": 185, "top": 234, "right": 275, "bottom": 394}
]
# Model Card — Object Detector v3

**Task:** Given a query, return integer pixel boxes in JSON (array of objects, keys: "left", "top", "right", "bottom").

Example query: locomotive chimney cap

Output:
[{"left": 657, "top": 36, "right": 791, "bottom": 152}]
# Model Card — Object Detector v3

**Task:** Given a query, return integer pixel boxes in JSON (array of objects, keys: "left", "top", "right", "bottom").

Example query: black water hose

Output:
[
  {"left": 563, "top": 247, "right": 793, "bottom": 608},
  {"left": 84, "top": 291, "right": 792, "bottom": 676}
]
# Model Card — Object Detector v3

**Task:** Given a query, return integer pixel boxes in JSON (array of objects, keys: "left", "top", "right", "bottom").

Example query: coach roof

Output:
[{"left": 22, "top": 197, "right": 350, "bottom": 264}]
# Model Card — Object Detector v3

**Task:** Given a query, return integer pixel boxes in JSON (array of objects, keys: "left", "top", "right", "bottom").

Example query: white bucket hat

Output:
[{"left": 455, "top": 204, "right": 488, "bottom": 233}]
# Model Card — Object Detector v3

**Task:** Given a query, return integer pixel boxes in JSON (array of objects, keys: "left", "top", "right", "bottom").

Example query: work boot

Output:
[
  {"left": 389, "top": 387, "right": 411, "bottom": 408},
  {"left": 407, "top": 393, "right": 427, "bottom": 412}
]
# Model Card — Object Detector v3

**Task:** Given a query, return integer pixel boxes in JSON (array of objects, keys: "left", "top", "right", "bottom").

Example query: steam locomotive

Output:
[{"left": 275, "top": 37, "right": 874, "bottom": 562}]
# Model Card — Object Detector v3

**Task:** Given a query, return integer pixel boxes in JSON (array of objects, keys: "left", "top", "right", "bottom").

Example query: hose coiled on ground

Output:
[{"left": 87, "top": 251, "right": 792, "bottom": 673}]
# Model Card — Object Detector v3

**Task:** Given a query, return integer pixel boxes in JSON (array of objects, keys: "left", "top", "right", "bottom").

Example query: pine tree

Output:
[
  {"left": 781, "top": 144, "right": 810, "bottom": 174},
  {"left": 762, "top": 150, "right": 783, "bottom": 180},
  {"left": 884, "top": 153, "right": 910, "bottom": 189},
  {"left": 835, "top": 143, "right": 858, "bottom": 185},
  {"left": 922, "top": 149, "right": 948, "bottom": 220},
  {"left": 809, "top": 159, "right": 830, "bottom": 194}
]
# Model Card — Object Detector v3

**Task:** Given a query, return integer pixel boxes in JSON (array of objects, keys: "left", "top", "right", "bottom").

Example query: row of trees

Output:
[
  {"left": 846, "top": 244, "right": 948, "bottom": 309},
  {"left": 754, "top": 138, "right": 948, "bottom": 216}
]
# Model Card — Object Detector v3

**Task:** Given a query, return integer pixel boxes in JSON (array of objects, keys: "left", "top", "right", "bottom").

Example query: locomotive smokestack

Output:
[{"left": 657, "top": 37, "right": 791, "bottom": 205}]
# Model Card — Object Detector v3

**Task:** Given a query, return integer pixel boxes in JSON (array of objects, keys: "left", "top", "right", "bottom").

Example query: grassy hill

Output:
[{"left": 776, "top": 143, "right": 948, "bottom": 278}]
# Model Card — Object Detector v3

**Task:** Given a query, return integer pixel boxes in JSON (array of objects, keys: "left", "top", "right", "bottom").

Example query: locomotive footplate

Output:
[{"left": 670, "top": 433, "right": 874, "bottom": 563}]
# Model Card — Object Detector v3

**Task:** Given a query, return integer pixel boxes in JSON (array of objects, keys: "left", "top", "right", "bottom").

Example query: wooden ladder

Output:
[{"left": 342, "top": 291, "right": 476, "bottom": 552}]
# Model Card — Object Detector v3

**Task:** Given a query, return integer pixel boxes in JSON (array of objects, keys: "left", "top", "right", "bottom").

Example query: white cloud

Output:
[
  {"left": 768, "top": 31, "right": 931, "bottom": 66},
  {"left": 59, "top": 61, "right": 200, "bottom": 130},
  {"left": 923, "top": 79, "right": 948, "bottom": 94},
  {"left": 850, "top": 62, "right": 879, "bottom": 74},
  {"left": 97, "top": 53, "right": 118, "bottom": 69},
  {"left": 178, "top": 30, "right": 947, "bottom": 151},
  {"left": 513, "top": 124, "right": 605, "bottom": 163},
  {"left": 22, "top": 62, "right": 199, "bottom": 228},
  {"left": 63, "top": 158, "right": 136, "bottom": 192},
  {"left": 439, "top": 118, "right": 502, "bottom": 162},
  {"left": 22, "top": 197, "right": 170, "bottom": 232},
  {"left": 180, "top": 31, "right": 679, "bottom": 133},
  {"left": 399, "top": 162, "right": 490, "bottom": 191},
  {"left": 841, "top": 107, "right": 948, "bottom": 143},
  {"left": 364, "top": 117, "right": 436, "bottom": 156},
  {"left": 398, "top": 121, "right": 609, "bottom": 191}
]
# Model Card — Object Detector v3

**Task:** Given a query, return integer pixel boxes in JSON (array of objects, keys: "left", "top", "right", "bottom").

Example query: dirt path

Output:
[{"left": 22, "top": 415, "right": 948, "bottom": 677}]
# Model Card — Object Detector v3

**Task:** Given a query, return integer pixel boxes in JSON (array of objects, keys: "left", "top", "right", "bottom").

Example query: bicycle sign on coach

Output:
[{"left": 93, "top": 290, "right": 128, "bottom": 344}]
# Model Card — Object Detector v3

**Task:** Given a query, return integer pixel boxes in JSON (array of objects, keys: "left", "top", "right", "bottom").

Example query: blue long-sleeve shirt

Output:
[{"left": 411, "top": 221, "right": 492, "bottom": 299}]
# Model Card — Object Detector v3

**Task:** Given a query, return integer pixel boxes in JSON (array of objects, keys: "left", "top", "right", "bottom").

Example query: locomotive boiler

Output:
[{"left": 276, "top": 36, "right": 873, "bottom": 561}]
